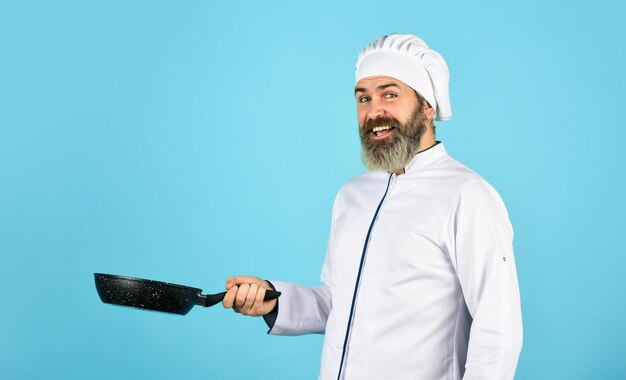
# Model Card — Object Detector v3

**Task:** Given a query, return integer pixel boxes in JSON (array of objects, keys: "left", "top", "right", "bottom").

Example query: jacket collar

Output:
[{"left": 401, "top": 141, "right": 446, "bottom": 174}]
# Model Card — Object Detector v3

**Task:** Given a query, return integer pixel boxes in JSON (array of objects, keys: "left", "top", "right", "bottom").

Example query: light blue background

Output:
[{"left": 1, "top": 0, "right": 625, "bottom": 379}]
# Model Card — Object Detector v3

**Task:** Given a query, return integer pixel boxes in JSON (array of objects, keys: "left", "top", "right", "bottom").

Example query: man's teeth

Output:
[{"left": 372, "top": 126, "right": 392, "bottom": 132}]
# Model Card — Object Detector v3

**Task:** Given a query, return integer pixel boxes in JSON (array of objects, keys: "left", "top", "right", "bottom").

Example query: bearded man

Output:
[{"left": 223, "top": 34, "right": 523, "bottom": 380}]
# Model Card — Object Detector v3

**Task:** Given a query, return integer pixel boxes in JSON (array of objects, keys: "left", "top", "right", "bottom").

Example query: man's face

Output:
[{"left": 355, "top": 76, "right": 428, "bottom": 171}]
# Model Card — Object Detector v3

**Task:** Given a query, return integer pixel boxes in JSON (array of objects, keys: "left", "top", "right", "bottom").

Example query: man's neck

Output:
[{"left": 417, "top": 134, "right": 437, "bottom": 154}]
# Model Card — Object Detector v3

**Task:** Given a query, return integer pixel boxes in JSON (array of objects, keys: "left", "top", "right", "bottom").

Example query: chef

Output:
[{"left": 222, "top": 34, "right": 523, "bottom": 380}]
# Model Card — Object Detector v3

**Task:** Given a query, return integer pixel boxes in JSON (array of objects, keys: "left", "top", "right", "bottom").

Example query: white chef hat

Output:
[{"left": 355, "top": 34, "right": 452, "bottom": 121}]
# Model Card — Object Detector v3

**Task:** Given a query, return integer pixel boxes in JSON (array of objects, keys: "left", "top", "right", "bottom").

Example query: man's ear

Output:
[{"left": 424, "top": 101, "right": 435, "bottom": 121}]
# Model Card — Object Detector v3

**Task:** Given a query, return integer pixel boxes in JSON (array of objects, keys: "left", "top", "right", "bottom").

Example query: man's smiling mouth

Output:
[{"left": 371, "top": 125, "right": 395, "bottom": 139}]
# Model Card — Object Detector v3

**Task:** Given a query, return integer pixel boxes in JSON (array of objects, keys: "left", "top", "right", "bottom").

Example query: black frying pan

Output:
[{"left": 94, "top": 273, "right": 280, "bottom": 315}]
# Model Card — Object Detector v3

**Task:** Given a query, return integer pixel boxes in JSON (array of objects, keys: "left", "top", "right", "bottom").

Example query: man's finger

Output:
[
  {"left": 226, "top": 276, "right": 263, "bottom": 288},
  {"left": 234, "top": 283, "right": 251, "bottom": 311},
  {"left": 222, "top": 285, "right": 238, "bottom": 309},
  {"left": 251, "top": 286, "right": 267, "bottom": 316},
  {"left": 242, "top": 283, "right": 259, "bottom": 314}
]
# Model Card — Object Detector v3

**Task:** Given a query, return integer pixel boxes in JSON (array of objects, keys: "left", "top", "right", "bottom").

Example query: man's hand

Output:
[{"left": 222, "top": 275, "right": 277, "bottom": 316}]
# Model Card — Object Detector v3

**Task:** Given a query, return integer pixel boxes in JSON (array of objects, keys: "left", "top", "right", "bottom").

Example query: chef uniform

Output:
[{"left": 265, "top": 34, "right": 523, "bottom": 380}]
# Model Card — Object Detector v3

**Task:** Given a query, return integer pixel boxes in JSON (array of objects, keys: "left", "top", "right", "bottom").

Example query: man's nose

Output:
[{"left": 367, "top": 99, "right": 387, "bottom": 120}]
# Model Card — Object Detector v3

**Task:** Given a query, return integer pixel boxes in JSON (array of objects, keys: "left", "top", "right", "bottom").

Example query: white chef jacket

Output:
[{"left": 268, "top": 142, "right": 523, "bottom": 380}]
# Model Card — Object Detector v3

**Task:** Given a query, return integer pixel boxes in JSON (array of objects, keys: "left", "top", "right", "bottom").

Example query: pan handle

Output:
[{"left": 197, "top": 290, "right": 281, "bottom": 308}]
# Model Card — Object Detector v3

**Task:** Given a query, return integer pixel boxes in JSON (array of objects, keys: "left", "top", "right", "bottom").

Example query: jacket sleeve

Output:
[
  {"left": 265, "top": 282, "right": 331, "bottom": 335},
  {"left": 449, "top": 181, "right": 523, "bottom": 379}
]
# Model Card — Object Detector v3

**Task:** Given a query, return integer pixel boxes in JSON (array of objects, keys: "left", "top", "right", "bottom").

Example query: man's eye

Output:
[
  {"left": 358, "top": 96, "right": 370, "bottom": 103},
  {"left": 385, "top": 92, "right": 397, "bottom": 99}
]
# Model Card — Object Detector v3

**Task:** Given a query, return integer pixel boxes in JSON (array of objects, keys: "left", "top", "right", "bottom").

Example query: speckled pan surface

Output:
[{"left": 94, "top": 273, "right": 200, "bottom": 315}]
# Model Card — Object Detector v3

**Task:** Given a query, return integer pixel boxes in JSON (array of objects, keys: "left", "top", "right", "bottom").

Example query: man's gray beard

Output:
[{"left": 359, "top": 107, "right": 427, "bottom": 172}]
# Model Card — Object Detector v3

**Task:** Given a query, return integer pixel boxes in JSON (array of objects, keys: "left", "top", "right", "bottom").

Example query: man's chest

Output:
[{"left": 327, "top": 181, "right": 458, "bottom": 303}]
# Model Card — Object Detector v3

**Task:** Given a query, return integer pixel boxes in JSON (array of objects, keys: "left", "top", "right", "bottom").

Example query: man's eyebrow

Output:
[
  {"left": 354, "top": 83, "right": 400, "bottom": 95},
  {"left": 376, "top": 83, "right": 400, "bottom": 91}
]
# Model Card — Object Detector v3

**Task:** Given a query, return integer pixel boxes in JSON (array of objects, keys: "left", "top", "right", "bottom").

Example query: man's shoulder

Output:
[
  {"left": 344, "top": 169, "right": 388, "bottom": 186},
  {"left": 433, "top": 153, "right": 509, "bottom": 214},
  {"left": 397, "top": 149, "right": 490, "bottom": 192},
  {"left": 337, "top": 170, "right": 390, "bottom": 195},
  {"left": 433, "top": 152, "right": 487, "bottom": 185}
]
